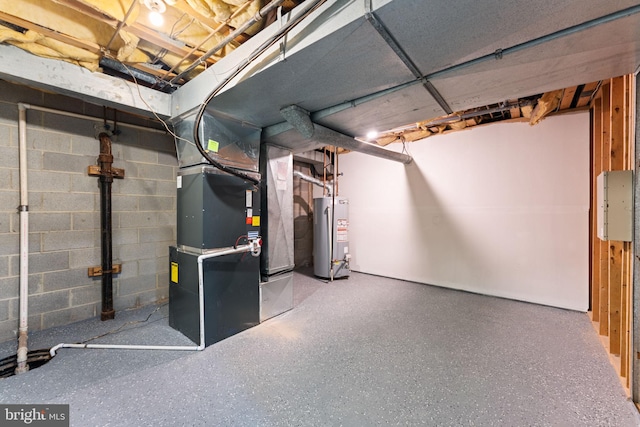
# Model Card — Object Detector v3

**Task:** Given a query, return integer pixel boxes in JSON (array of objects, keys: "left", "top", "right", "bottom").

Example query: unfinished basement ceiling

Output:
[
  {"left": 0, "top": 0, "right": 301, "bottom": 91},
  {"left": 0, "top": 0, "right": 638, "bottom": 149}
]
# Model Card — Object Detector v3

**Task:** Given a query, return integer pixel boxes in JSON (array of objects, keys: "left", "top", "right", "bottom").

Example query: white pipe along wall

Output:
[
  {"left": 338, "top": 112, "right": 589, "bottom": 311},
  {"left": 50, "top": 240, "right": 261, "bottom": 356},
  {"left": 15, "top": 103, "right": 29, "bottom": 374},
  {"left": 14, "top": 103, "right": 169, "bottom": 373},
  {"left": 14, "top": 103, "right": 261, "bottom": 359}
]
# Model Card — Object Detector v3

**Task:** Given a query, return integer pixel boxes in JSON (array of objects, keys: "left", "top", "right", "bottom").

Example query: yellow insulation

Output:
[
  {"left": 186, "top": 0, "right": 263, "bottom": 35},
  {"left": 529, "top": 89, "right": 563, "bottom": 125},
  {"left": 0, "top": 26, "right": 99, "bottom": 70},
  {"left": 0, "top": 0, "right": 264, "bottom": 78}
]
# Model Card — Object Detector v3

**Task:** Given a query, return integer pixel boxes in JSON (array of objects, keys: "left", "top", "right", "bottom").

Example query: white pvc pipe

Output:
[
  {"left": 50, "top": 240, "right": 261, "bottom": 357},
  {"left": 12, "top": 101, "right": 203, "bottom": 359},
  {"left": 15, "top": 103, "right": 29, "bottom": 373},
  {"left": 19, "top": 103, "right": 168, "bottom": 134}
]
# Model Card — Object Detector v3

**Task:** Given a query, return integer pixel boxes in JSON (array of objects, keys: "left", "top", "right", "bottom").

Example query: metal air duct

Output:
[{"left": 279, "top": 105, "right": 412, "bottom": 164}]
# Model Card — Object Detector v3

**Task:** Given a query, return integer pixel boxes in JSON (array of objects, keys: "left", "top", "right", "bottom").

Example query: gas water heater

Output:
[{"left": 313, "top": 196, "right": 350, "bottom": 279}]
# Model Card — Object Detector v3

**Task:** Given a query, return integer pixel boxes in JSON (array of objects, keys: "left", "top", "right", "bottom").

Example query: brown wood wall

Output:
[{"left": 589, "top": 74, "right": 635, "bottom": 389}]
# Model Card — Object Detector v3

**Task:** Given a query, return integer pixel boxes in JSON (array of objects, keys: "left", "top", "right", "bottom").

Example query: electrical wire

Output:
[
  {"left": 116, "top": 61, "right": 192, "bottom": 147},
  {"left": 112, "top": 0, "right": 327, "bottom": 186},
  {"left": 117, "top": 59, "right": 260, "bottom": 186},
  {"left": 80, "top": 304, "right": 168, "bottom": 344},
  {"left": 234, "top": 235, "right": 248, "bottom": 248},
  {"left": 170, "top": 14, "right": 193, "bottom": 39},
  {"left": 401, "top": 140, "right": 411, "bottom": 156},
  {"left": 192, "top": 0, "right": 328, "bottom": 186}
]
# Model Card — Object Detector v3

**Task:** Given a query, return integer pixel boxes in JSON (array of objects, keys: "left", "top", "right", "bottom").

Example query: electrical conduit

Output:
[{"left": 50, "top": 240, "right": 261, "bottom": 357}]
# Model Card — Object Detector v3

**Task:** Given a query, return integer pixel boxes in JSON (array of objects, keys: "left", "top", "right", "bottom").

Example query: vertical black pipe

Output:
[{"left": 98, "top": 133, "right": 115, "bottom": 321}]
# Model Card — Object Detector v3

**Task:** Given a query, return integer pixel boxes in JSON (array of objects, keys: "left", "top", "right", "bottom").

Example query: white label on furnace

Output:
[
  {"left": 177, "top": 176, "right": 182, "bottom": 189},
  {"left": 246, "top": 190, "right": 252, "bottom": 207}
]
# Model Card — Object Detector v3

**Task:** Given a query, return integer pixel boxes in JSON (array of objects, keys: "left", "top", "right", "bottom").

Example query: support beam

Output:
[
  {"left": 600, "top": 82, "right": 611, "bottom": 336},
  {"left": 0, "top": 45, "right": 172, "bottom": 118},
  {"left": 634, "top": 71, "right": 640, "bottom": 403},
  {"left": 364, "top": 7, "right": 452, "bottom": 114},
  {"left": 622, "top": 74, "right": 633, "bottom": 383},
  {"left": 609, "top": 76, "right": 626, "bottom": 355},
  {"left": 591, "top": 96, "right": 602, "bottom": 322}
]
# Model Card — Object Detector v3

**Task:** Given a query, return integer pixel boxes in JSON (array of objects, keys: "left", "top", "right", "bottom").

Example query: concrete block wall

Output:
[{"left": 0, "top": 81, "right": 177, "bottom": 343}]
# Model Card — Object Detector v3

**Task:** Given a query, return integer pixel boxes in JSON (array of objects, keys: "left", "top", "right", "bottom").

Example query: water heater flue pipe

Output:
[
  {"left": 293, "top": 170, "right": 332, "bottom": 195},
  {"left": 50, "top": 239, "right": 262, "bottom": 357}
]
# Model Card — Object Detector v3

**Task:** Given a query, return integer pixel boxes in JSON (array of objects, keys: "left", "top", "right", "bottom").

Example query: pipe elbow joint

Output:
[{"left": 250, "top": 237, "right": 262, "bottom": 257}]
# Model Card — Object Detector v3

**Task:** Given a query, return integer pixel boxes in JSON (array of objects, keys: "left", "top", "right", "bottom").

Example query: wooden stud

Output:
[
  {"left": 125, "top": 25, "right": 217, "bottom": 65},
  {"left": 608, "top": 77, "right": 625, "bottom": 355},
  {"left": 560, "top": 87, "right": 577, "bottom": 110},
  {"left": 508, "top": 99, "right": 521, "bottom": 118},
  {"left": 0, "top": 11, "right": 103, "bottom": 55},
  {"left": 599, "top": 82, "right": 611, "bottom": 336},
  {"left": 621, "top": 74, "right": 633, "bottom": 380},
  {"left": 578, "top": 82, "right": 601, "bottom": 108},
  {"left": 588, "top": 75, "right": 634, "bottom": 386},
  {"left": 591, "top": 95, "right": 602, "bottom": 321},
  {"left": 88, "top": 264, "right": 122, "bottom": 277}
]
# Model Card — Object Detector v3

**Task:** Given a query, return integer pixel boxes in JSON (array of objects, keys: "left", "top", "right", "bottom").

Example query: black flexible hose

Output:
[
  {"left": 192, "top": 0, "right": 327, "bottom": 185},
  {"left": 192, "top": 128, "right": 260, "bottom": 185}
]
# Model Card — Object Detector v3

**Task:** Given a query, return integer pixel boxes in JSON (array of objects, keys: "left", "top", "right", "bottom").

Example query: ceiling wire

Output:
[
  {"left": 160, "top": 0, "right": 258, "bottom": 82},
  {"left": 116, "top": 60, "right": 191, "bottom": 145},
  {"left": 191, "top": 0, "right": 328, "bottom": 185}
]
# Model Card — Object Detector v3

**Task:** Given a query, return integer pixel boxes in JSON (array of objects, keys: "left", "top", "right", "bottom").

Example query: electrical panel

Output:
[{"left": 597, "top": 170, "right": 633, "bottom": 242}]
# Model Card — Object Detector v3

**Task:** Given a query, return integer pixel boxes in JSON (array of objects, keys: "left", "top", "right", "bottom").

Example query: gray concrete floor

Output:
[{"left": 1, "top": 270, "right": 639, "bottom": 426}]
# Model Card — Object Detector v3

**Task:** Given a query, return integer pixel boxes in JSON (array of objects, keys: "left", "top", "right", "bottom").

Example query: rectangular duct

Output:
[
  {"left": 173, "top": 109, "right": 261, "bottom": 171},
  {"left": 260, "top": 145, "right": 295, "bottom": 275}
]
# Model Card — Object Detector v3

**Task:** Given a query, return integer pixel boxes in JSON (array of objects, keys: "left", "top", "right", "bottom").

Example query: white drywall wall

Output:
[{"left": 338, "top": 112, "right": 589, "bottom": 311}]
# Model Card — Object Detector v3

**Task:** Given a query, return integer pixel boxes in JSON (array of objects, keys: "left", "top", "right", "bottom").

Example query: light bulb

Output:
[
  {"left": 366, "top": 130, "right": 379, "bottom": 140},
  {"left": 149, "top": 10, "right": 164, "bottom": 26}
]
